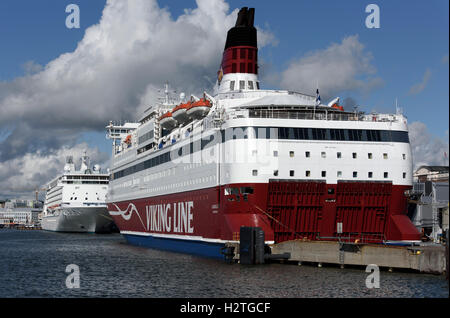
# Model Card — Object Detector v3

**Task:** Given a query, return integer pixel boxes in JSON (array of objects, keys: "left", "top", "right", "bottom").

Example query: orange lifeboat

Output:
[
  {"left": 331, "top": 103, "right": 344, "bottom": 111},
  {"left": 159, "top": 111, "right": 178, "bottom": 130},
  {"left": 124, "top": 135, "right": 132, "bottom": 144},
  {"left": 186, "top": 98, "right": 211, "bottom": 119},
  {"left": 172, "top": 102, "right": 191, "bottom": 124}
]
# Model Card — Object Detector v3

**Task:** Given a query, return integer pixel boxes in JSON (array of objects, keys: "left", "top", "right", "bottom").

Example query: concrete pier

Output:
[{"left": 270, "top": 240, "right": 447, "bottom": 274}]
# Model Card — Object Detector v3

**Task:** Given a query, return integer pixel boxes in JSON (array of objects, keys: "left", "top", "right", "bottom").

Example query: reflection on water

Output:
[{"left": 0, "top": 229, "right": 448, "bottom": 298}]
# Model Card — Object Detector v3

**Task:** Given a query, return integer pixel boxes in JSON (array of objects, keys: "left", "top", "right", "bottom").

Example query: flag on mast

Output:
[{"left": 315, "top": 88, "right": 321, "bottom": 106}]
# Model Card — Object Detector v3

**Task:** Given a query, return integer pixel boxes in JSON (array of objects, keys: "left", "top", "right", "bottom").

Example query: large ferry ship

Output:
[
  {"left": 106, "top": 7, "right": 420, "bottom": 258},
  {"left": 41, "top": 152, "right": 115, "bottom": 233}
]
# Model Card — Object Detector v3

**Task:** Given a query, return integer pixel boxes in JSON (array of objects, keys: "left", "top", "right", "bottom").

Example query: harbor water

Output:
[{"left": 0, "top": 229, "right": 448, "bottom": 298}]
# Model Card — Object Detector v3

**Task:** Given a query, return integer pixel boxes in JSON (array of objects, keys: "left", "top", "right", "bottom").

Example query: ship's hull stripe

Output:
[{"left": 122, "top": 233, "right": 226, "bottom": 259}]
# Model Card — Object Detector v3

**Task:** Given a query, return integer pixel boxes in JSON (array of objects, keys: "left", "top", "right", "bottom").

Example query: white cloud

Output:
[
  {"left": 408, "top": 68, "right": 432, "bottom": 95},
  {"left": 279, "top": 35, "right": 383, "bottom": 100},
  {"left": 408, "top": 121, "right": 449, "bottom": 170},
  {"left": 0, "top": 143, "right": 108, "bottom": 199},
  {"left": 21, "top": 61, "right": 43, "bottom": 75},
  {"left": 0, "top": 0, "right": 276, "bottom": 198}
]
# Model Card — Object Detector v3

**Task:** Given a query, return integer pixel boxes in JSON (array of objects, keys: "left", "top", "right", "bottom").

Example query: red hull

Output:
[{"left": 108, "top": 181, "right": 421, "bottom": 245}]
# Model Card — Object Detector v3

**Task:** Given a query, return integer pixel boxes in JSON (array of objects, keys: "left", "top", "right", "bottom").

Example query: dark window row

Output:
[
  {"left": 138, "top": 130, "right": 154, "bottom": 144},
  {"left": 224, "top": 127, "right": 409, "bottom": 143}
]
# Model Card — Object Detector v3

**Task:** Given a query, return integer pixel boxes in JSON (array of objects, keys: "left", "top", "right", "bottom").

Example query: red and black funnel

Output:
[{"left": 219, "top": 7, "right": 258, "bottom": 79}]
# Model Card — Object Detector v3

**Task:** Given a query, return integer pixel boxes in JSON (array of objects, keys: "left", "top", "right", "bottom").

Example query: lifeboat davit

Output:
[
  {"left": 172, "top": 102, "right": 191, "bottom": 124},
  {"left": 159, "top": 111, "right": 178, "bottom": 130},
  {"left": 186, "top": 98, "right": 211, "bottom": 120}
]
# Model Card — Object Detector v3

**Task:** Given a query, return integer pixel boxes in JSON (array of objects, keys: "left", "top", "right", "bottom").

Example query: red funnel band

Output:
[{"left": 221, "top": 46, "right": 258, "bottom": 75}]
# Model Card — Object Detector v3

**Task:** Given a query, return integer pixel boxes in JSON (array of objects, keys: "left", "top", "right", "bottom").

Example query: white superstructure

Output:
[{"left": 41, "top": 153, "right": 115, "bottom": 233}]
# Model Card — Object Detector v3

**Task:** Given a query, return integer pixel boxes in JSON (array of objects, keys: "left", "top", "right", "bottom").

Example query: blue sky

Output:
[
  {"left": 0, "top": 0, "right": 448, "bottom": 198},
  {"left": 1, "top": 0, "right": 447, "bottom": 139}
]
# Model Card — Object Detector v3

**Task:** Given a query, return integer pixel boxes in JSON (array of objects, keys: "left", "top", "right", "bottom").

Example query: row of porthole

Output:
[
  {"left": 269, "top": 150, "right": 407, "bottom": 160},
  {"left": 252, "top": 169, "right": 407, "bottom": 179}
]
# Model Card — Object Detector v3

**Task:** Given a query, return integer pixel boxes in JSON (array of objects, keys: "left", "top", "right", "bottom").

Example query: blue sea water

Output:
[{"left": 0, "top": 229, "right": 448, "bottom": 298}]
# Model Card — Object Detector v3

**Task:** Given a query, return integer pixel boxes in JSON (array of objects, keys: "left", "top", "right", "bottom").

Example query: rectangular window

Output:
[
  {"left": 368, "top": 172, "right": 373, "bottom": 178},
  {"left": 368, "top": 153, "right": 373, "bottom": 159},
  {"left": 337, "top": 152, "right": 342, "bottom": 158},
  {"left": 248, "top": 49, "right": 253, "bottom": 60},
  {"left": 305, "top": 151, "right": 310, "bottom": 158},
  {"left": 230, "top": 81, "right": 235, "bottom": 90},
  {"left": 321, "top": 171, "right": 326, "bottom": 177},
  {"left": 256, "top": 82, "right": 260, "bottom": 89},
  {"left": 252, "top": 170, "right": 258, "bottom": 176},
  {"left": 353, "top": 171, "right": 358, "bottom": 178},
  {"left": 290, "top": 170, "right": 295, "bottom": 177},
  {"left": 352, "top": 152, "right": 357, "bottom": 159},
  {"left": 337, "top": 171, "right": 342, "bottom": 178},
  {"left": 306, "top": 170, "right": 311, "bottom": 177},
  {"left": 239, "top": 80, "right": 245, "bottom": 90},
  {"left": 383, "top": 153, "right": 388, "bottom": 159},
  {"left": 384, "top": 172, "right": 388, "bottom": 178},
  {"left": 240, "top": 48, "right": 246, "bottom": 59},
  {"left": 248, "top": 81, "right": 254, "bottom": 90},
  {"left": 402, "top": 153, "right": 406, "bottom": 160},
  {"left": 273, "top": 150, "right": 278, "bottom": 157},
  {"left": 274, "top": 170, "right": 278, "bottom": 177},
  {"left": 403, "top": 172, "right": 406, "bottom": 179},
  {"left": 290, "top": 151, "right": 295, "bottom": 157},
  {"left": 321, "top": 152, "right": 326, "bottom": 158}
]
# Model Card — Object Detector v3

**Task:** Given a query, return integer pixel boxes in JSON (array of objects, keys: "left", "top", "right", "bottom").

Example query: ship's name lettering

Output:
[{"left": 145, "top": 201, "right": 194, "bottom": 234}]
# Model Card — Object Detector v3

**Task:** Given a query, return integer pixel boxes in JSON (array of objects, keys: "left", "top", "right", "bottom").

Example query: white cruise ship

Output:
[{"left": 41, "top": 152, "right": 115, "bottom": 233}]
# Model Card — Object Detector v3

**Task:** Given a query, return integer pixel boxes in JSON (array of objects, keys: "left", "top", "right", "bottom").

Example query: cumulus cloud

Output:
[
  {"left": 409, "top": 121, "right": 449, "bottom": 169},
  {"left": 279, "top": 35, "right": 383, "bottom": 101},
  {"left": 21, "top": 60, "right": 43, "bottom": 75},
  {"left": 408, "top": 68, "right": 432, "bottom": 95},
  {"left": 0, "top": 0, "right": 276, "bottom": 198},
  {"left": 0, "top": 143, "right": 108, "bottom": 199}
]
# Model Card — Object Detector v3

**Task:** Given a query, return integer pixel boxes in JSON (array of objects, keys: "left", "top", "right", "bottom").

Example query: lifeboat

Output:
[
  {"left": 331, "top": 104, "right": 344, "bottom": 111},
  {"left": 159, "top": 111, "right": 178, "bottom": 130},
  {"left": 172, "top": 102, "right": 191, "bottom": 124},
  {"left": 186, "top": 98, "right": 211, "bottom": 120},
  {"left": 124, "top": 134, "right": 132, "bottom": 145}
]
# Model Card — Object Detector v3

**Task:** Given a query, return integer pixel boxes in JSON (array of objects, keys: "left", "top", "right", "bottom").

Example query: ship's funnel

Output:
[{"left": 217, "top": 7, "right": 258, "bottom": 92}]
